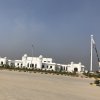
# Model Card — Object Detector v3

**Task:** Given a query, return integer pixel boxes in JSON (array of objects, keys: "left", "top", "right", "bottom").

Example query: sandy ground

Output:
[{"left": 0, "top": 70, "right": 99, "bottom": 100}]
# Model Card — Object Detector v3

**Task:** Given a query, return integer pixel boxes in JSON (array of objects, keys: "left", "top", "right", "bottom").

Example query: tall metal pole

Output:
[{"left": 90, "top": 35, "right": 93, "bottom": 72}]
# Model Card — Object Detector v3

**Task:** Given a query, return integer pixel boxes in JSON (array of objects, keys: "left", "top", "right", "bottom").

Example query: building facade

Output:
[{"left": 0, "top": 54, "right": 85, "bottom": 72}]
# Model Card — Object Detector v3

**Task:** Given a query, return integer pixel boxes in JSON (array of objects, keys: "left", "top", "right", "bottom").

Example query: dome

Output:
[
  {"left": 71, "top": 62, "right": 74, "bottom": 64},
  {"left": 4, "top": 57, "right": 7, "bottom": 59},
  {"left": 24, "top": 54, "right": 27, "bottom": 57},
  {"left": 39, "top": 55, "right": 43, "bottom": 59}
]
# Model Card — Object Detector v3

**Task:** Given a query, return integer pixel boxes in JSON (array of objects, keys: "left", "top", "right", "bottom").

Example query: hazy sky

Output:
[{"left": 0, "top": 0, "right": 100, "bottom": 70}]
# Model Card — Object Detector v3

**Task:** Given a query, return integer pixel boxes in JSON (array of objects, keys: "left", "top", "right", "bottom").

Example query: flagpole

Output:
[{"left": 90, "top": 35, "right": 93, "bottom": 72}]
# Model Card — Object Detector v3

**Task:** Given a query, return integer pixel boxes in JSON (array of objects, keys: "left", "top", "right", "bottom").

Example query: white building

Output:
[
  {"left": 0, "top": 54, "right": 85, "bottom": 73},
  {"left": 67, "top": 62, "right": 85, "bottom": 72},
  {"left": 22, "top": 54, "right": 42, "bottom": 69},
  {"left": 0, "top": 57, "right": 7, "bottom": 66}
]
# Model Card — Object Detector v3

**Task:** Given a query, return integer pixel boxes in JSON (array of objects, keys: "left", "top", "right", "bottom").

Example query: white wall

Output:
[{"left": 0, "top": 57, "right": 7, "bottom": 66}]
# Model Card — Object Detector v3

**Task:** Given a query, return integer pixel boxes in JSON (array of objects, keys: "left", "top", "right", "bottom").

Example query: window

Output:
[
  {"left": 47, "top": 66, "right": 48, "bottom": 68},
  {"left": 11, "top": 63, "right": 13, "bottom": 66},
  {"left": 21, "top": 64, "right": 22, "bottom": 67},
  {"left": 42, "top": 64, "right": 44, "bottom": 68},
  {"left": 66, "top": 67, "right": 67, "bottom": 71},
  {"left": 74, "top": 68, "right": 78, "bottom": 72},
  {"left": 17, "top": 63, "right": 19, "bottom": 66},
  {"left": 44, "top": 61, "right": 46, "bottom": 62},
  {"left": 35, "top": 64, "right": 37, "bottom": 68},
  {"left": 50, "top": 66, "right": 52, "bottom": 68},
  {"left": 1, "top": 61, "right": 3, "bottom": 65},
  {"left": 27, "top": 63, "right": 29, "bottom": 67},
  {"left": 32, "top": 64, "right": 34, "bottom": 67}
]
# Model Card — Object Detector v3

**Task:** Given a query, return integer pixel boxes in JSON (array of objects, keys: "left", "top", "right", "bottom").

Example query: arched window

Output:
[
  {"left": 50, "top": 66, "right": 52, "bottom": 68},
  {"left": 1, "top": 61, "right": 3, "bottom": 65},
  {"left": 35, "top": 64, "right": 37, "bottom": 68},
  {"left": 21, "top": 64, "right": 22, "bottom": 67},
  {"left": 27, "top": 63, "right": 29, "bottom": 67},
  {"left": 32, "top": 64, "right": 34, "bottom": 67},
  {"left": 74, "top": 68, "right": 78, "bottom": 72},
  {"left": 42, "top": 64, "right": 44, "bottom": 68}
]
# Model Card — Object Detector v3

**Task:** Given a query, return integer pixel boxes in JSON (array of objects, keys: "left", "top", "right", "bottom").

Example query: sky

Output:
[{"left": 0, "top": 0, "right": 100, "bottom": 70}]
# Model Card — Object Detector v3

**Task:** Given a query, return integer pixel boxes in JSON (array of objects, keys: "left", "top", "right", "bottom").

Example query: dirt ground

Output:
[{"left": 0, "top": 70, "right": 99, "bottom": 100}]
